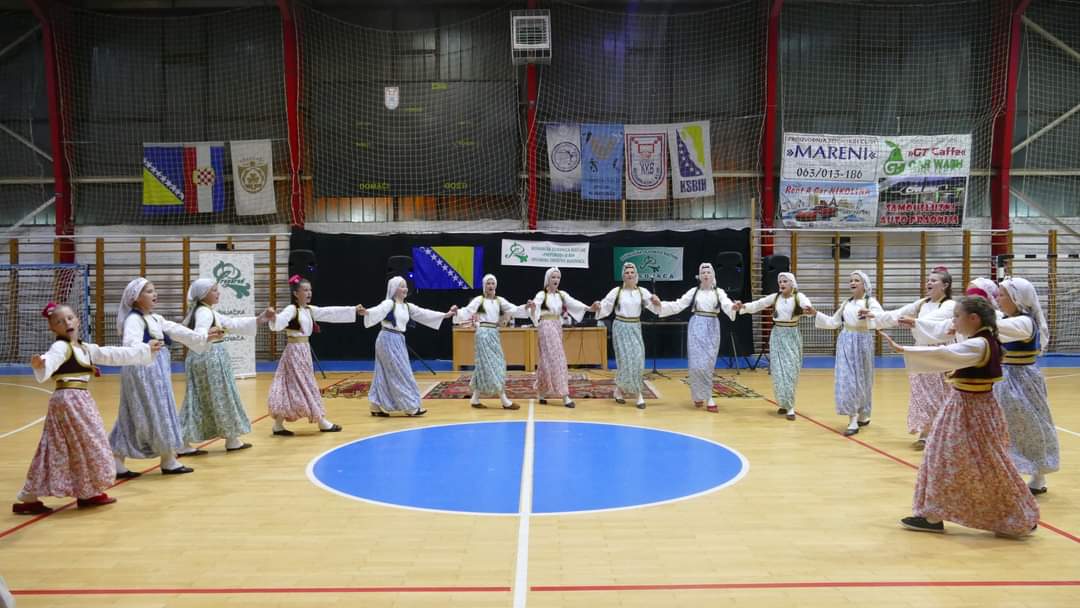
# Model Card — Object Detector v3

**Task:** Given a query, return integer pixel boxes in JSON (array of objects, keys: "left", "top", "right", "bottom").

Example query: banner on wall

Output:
[
  {"left": 198, "top": 253, "right": 255, "bottom": 378},
  {"left": 581, "top": 123, "right": 624, "bottom": 200},
  {"left": 613, "top": 246, "right": 684, "bottom": 281},
  {"left": 780, "top": 132, "right": 970, "bottom": 228},
  {"left": 668, "top": 121, "right": 714, "bottom": 199},
  {"left": 545, "top": 123, "right": 582, "bottom": 193},
  {"left": 501, "top": 239, "right": 590, "bottom": 269},
  {"left": 624, "top": 124, "right": 669, "bottom": 200},
  {"left": 230, "top": 139, "right": 276, "bottom": 216}
]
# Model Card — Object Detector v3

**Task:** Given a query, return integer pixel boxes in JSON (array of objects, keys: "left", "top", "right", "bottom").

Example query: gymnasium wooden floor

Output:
[{"left": 1, "top": 366, "right": 1078, "bottom": 607}]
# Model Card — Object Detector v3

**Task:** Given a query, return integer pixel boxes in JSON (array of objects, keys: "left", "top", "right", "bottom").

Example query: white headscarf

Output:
[
  {"left": 482, "top": 274, "right": 497, "bottom": 290},
  {"left": 621, "top": 262, "right": 638, "bottom": 286},
  {"left": 543, "top": 267, "right": 561, "bottom": 291},
  {"left": 1000, "top": 277, "right": 1049, "bottom": 353},
  {"left": 118, "top": 277, "right": 149, "bottom": 336},
  {"left": 181, "top": 278, "right": 216, "bottom": 327},
  {"left": 970, "top": 277, "right": 999, "bottom": 304},
  {"left": 697, "top": 262, "right": 716, "bottom": 289},
  {"left": 386, "top": 276, "right": 407, "bottom": 301},
  {"left": 777, "top": 271, "right": 797, "bottom": 290},
  {"left": 850, "top": 270, "right": 873, "bottom": 300}
]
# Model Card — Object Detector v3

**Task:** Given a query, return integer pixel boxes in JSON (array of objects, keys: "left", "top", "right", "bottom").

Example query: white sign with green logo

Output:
[
  {"left": 199, "top": 252, "right": 256, "bottom": 378},
  {"left": 613, "top": 246, "right": 683, "bottom": 281},
  {"left": 501, "top": 239, "right": 590, "bottom": 269}
]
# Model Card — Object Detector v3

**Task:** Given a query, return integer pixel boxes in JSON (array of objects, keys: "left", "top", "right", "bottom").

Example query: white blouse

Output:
[
  {"left": 997, "top": 315, "right": 1035, "bottom": 344},
  {"left": 34, "top": 339, "right": 153, "bottom": 384},
  {"left": 193, "top": 306, "right": 259, "bottom": 336},
  {"left": 596, "top": 286, "right": 661, "bottom": 319},
  {"left": 902, "top": 337, "right": 989, "bottom": 374},
  {"left": 364, "top": 300, "right": 445, "bottom": 332},
  {"left": 877, "top": 297, "right": 956, "bottom": 345},
  {"left": 815, "top": 297, "right": 885, "bottom": 331},
  {"left": 270, "top": 304, "right": 357, "bottom": 337},
  {"left": 454, "top": 296, "right": 528, "bottom": 325},
  {"left": 123, "top": 312, "right": 209, "bottom": 353},
  {"left": 658, "top": 287, "right": 736, "bottom": 321},
  {"left": 739, "top": 291, "right": 813, "bottom": 321},
  {"left": 529, "top": 290, "right": 589, "bottom": 325}
]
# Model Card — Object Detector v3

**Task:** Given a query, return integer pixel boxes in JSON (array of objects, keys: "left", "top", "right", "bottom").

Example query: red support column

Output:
[
  {"left": 760, "top": 0, "right": 783, "bottom": 258},
  {"left": 278, "top": 0, "right": 304, "bottom": 229},
  {"left": 27, "top": 0, "right": 74, "bottom": 262},
  {"left": 525, "top": 0, "right": 539, "bottom": 231},
  {"left": 990, "top": 0, "right": 1030, "bottom": 262}
]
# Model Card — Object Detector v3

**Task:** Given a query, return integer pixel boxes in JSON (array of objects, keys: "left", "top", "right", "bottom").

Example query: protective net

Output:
[
  {"left": 0, "top": 12, "right": 52, "bottom": 229},
  {"left": 0, "top": 263, "right": 91, "bottom": 363},
  {"left": 780, "top": 0, "right": 1012, "bottom": 221},
  {"left": 48, "top": 6, "right": 291, "bottom": 226},
  {"left": 297, "top": 5, "right": 521, "bottom": 228},
  {"left": 533, "top": 0, "right": 767, "bottom": 229}
]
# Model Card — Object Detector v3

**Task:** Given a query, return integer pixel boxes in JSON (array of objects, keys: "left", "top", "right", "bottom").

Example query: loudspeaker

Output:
[
  {"left": 714, "top": 251, "right": 745, "bottom": 299},
  {"left": 834, "top": 236, "right": 851, "bottom": 259},
  {"left": 387, "top": 255, "right": 416, "bottom": 292},
  {"left": 288, "top": 249, "right": 318, "bottom": 282},
  {"left": 763, "top": 255, "right": 790, "bottom": 294}
]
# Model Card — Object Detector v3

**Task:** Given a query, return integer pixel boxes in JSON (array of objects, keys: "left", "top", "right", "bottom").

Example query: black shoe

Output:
[
  {"left": 900, "top": 516, "right": 945, "bottom": 533},
  {"left": 776, "top": 407, "right": 788, "bottom": 415},
  {"left": 538, "top": 399, "right": 548, "bottom": 405},
  {"left": 785, "top": 412, "right": 796, "bottom": 421},
  {"left": 225, "top": 443, "right": 253, "bottom": 452},
  {"left": 471, "top": 402, "right": 488, "bottom": 409},
  {"left": 857, "top": 419, "right": 871, "bottom": 427},
  {"left": 564, "top": 401, "right": 575, "bottom": 409},
  {"left": 115, "top": 470, "right": 141, "bottom": 480},
  {"left": 1030, "top": 486, "right": 1048, "bottom": 495},
  {"left": 843, "top": 427, "right": 859, "bottom": 436},
  {"left": 162, "top": 465, "right": 194, "bottom": 475},
  {"left": 615, "top": 398, "right": 626, "bottom": 405},
  {"left": 407, "top": 408, "right": 428, "bottom": 417},
  {"left": 370, "top": 411, "right": 390, "bottom": 417},
  {"left": 636, "top": 402, "right": 646, "bottom": 410},
  {"left": 272, "top": 429, "right": 295, "bottom": 436},
  {"left": 320, "top": 424, "right": 343, "bottom": 432},
  {"left": 177, "top": 449, "right": 208, "bottom": 458}
]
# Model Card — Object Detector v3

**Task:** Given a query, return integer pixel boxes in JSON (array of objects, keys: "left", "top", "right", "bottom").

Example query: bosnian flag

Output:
[{"left": 142, "top": 142, "right": 225, "bottom": 214}]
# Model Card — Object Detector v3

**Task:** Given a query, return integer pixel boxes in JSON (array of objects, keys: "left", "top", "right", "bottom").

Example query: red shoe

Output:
[
  {"left": 76, "top": 493, "right": 117, "bottom": 508},
  {"left": 12, "top": 501, "right": 52, "bottom": 515}
]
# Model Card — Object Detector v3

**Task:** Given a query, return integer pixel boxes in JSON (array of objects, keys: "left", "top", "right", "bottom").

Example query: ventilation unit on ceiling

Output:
[{"left": 511, "top": 10, "right": 551, "bottom": 65}]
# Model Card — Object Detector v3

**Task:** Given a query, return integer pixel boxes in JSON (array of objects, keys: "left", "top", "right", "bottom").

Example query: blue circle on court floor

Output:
[{"left": 307, "top": 421, "right": 747, "bottom": 515}]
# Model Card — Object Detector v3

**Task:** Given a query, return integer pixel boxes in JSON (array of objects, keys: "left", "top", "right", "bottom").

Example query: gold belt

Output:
[
  {"left": 287, "top": 335, "right": 309, "bottom": 344},
  {"left": 478, "top": 322, "right": 498, "bottom": 329},
  {"left": 773, "top": 319, "right": 798, "bottom": 327},
  {"left": 539, "top": 313, "right": 562, "bottom": 321},
  {"left": 381, "top": 327, "right": 404, "bottom": 335},
  {"left": 693, "top": 311, "right": 719, "bottom": 318},
  {"left": 55, "top": 379, "right": 89, "bottom": 391},
  {"left": 949, "top": 377, "right": 1002, "bottom": 392},
  {"left": 1003, "top": 351, "right": 1037, "bottom": 365},
  {"left": 844, "top": 324, "right": 870, "bottom": 333},
  {"left": 615, "top": 316, "right": 640, "bottom": 323}
]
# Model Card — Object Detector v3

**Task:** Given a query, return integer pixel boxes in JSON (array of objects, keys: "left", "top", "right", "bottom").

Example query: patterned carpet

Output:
[
  {"left": 320, "top": 377, "right": 371, "bottom": 399},
  {"left": 425, "top": 373, "right": 658, "bottom": 400},
  {"left": 707, "top": 376, "right": 762, "bottom": 399}
]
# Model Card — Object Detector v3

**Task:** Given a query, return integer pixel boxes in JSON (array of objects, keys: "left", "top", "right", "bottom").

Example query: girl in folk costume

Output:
[
  {"left": 595, "top": 262, "right": 663, "bottom": 409},
  {"left": 995, "top": 277, "right": 1059, "bottom": 495},
  {"left": 809, "top": 271, "right": 884, "bottom": 436},
  {"left": 529, "top": 267, "right": 597, "bottom": 408},
  {"left": 14, "top": 303, "right": 158, "bottom": 515},
  {"left": 876, "top": 267, "right": 956, "bottom": 449},
  {"left": 734, "top": 272, "right": 812, "bottom": 420},
  {"left": 913, "top": 276, "right": 1003, "bottom": 345},
  {"left": 110, "top": 278, "right": 222, "bottom": 479},
  {"left": 267, "top": 275, "right": 362, "bottom": 436},
  {"left": 454, "top": 274, "right": 530, "bottom": 410},
  {"left": 359, "top": 276, "right": 457, "bottom": 417},
  {"left": 179, "top": 279, "right": 275, "bottom": 452},
  {"left": 882, "top": 297, "right": 1039, "bottom": 537},
  {"left": 656, "top": 262, "right": 736, "bottom": 412}
]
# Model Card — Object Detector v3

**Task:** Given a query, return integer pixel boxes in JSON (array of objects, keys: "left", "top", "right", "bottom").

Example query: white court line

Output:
[
  {"left": 1044, "top": 372, "right": 1080, "bottom": 381},
  {"left": 513, "top": 399, "right": 535, "bottom": 608},
  {"left": 1056, "top": 426, "right": 1080, "bottom": 439},
  {"left": 0, "top": 382, "right": 51, "bottom": 439},
  {"left": 643, "top": 379, "right": 662, "bottom": 399}
]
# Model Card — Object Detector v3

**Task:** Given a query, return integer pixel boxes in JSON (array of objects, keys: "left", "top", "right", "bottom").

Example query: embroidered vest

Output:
[
  {"left": 948, "top": 327, "right": 1003, "bottom": 392},
  {"left": 1001, "top": 314, "right": 1040, "bottom": 365}
]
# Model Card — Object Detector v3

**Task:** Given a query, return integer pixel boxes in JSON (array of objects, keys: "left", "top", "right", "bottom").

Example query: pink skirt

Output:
[
  {"left": 907, "top": 372, "right": 947, "bottom": 435},
  {"left": 534, "top": 319, "right": 569, "bottom": 398},
  {"left": 267, "top": 342, "right": 325, "bottom": 423},
  {"left": 22, "top": 388, "right": 115, "bottom": 500},
  {"left": 913, "top": 389, "right": 1039, "bottom": 536}
]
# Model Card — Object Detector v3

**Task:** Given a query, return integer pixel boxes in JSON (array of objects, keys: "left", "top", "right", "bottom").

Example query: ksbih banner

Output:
[
  {"left": 230, "top": 140, "right": 275, "bottom": 216},
  {"left": 143, "top": 142, "right": 225, "bottom": 214},
  {"left": 613, "top": 246, "right": 683, "bottom": 281},
  {"left": 411, "top": 246, "right": 484, "bottom": 290},
  {"left": 501, "top": 239, "right": 590, "bottom": 269},
  {"left": 668, "top": 121, "right": 714, "bottom": 199},
  {"left": 581, "top": 123, "right": 624, "bottom": 200},
  {"left": 546, "top": 124, "right": 582, "bottom": 193},
  {"left": 198, "top": 253, "right": 255, "bottom": 378},
  {"left": 624, "top": 125, "right": 669, "bottom": 200}
]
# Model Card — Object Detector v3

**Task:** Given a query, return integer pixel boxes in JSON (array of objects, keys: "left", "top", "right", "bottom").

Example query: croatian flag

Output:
[{"left": 142, "top": 142, "right": 226, "bottom": 214}]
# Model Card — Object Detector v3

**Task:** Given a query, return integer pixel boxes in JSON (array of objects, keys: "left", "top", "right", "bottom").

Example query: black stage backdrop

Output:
[{"left": 290, "top": 228, "right": 753, "bottom": 361}]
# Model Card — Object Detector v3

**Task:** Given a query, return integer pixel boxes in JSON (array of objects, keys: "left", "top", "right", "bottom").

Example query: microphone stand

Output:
[{"left": 645, "top": 278, "right": 670, "bottom": 380}]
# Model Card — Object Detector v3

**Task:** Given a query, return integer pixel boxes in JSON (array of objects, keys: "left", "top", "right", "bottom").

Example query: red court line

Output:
[
  {"left": 764, "top": 397, "right": 1080, "bottom": 545},
  {"left": 14, "top": 586, "right": 510, "bottom": 596},
  {"left": 0, "top": 414, "right": 270, "bottom": 541},
  {"left": 531, "top": 580, "right": 1080, "bottom": 592}
]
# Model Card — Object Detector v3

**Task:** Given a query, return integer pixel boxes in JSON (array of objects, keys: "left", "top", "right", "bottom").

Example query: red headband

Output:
[
  {"left": 41, "top": 302, "right": 58, "bottom": 318},
  {"left": 965, "top": 287, "right": 989, "bottom": 300},
  {"left": 931, "top": 266, "right": 949, "bottom": 274},
  {"left": 288, "top": 274, "right": 303, "bottom": 285}
]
